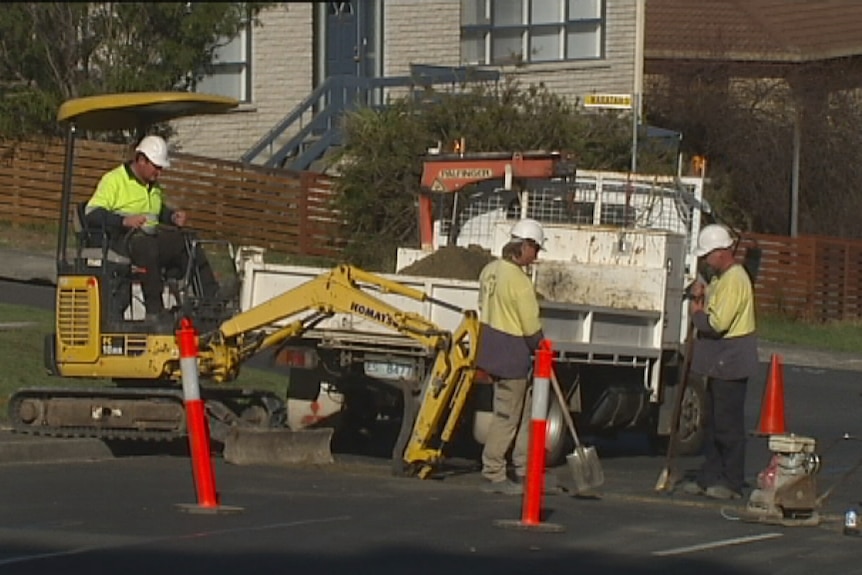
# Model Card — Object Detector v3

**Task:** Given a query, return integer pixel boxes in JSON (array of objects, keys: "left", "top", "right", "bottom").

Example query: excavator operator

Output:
[{"left": 85, "top": 134, "right": 220, "bottom": 325}]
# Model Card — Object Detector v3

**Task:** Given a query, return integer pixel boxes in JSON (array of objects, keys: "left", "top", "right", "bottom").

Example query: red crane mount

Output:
[{"left": 418, "top": 150, "right": 576, "bottom": 249}]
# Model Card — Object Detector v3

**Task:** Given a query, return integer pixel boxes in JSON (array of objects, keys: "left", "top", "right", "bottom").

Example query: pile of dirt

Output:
[{"left": 398, "top": 245, "right": 496, "bottom": 281}]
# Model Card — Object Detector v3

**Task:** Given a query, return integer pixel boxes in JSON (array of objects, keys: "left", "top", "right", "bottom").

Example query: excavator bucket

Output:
[{"left": 222, "top": 426, "right": 334, "bottom": 466}]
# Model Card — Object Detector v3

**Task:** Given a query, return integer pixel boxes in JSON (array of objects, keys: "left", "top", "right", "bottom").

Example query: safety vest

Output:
[{"left": 86, "top": 164, "right": 165, "bottom": 232}]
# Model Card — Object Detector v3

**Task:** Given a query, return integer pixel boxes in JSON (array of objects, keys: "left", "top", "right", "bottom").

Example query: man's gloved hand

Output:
[{"left": 122, "top": 214, "right": 148, "bottom": 229}]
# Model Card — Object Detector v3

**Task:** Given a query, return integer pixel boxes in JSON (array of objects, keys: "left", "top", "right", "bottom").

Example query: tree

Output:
[
  {"left": 646, "top": 60, "right": 862, "bottom": 239},
  {"left": 333, "top": 78, "right": 666, "bottom": 270},
  {"left": 0, "top": 2, "right": 271, "bottom": 138}
]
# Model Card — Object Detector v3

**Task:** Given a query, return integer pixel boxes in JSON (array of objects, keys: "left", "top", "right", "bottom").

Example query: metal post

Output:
[
  {"left": 631, "top": 0, "right": 645, "bottom": 174},
  {"left": 790, "top": 113, "right": 801, "bottom": 237},
  {"left": 631, "top": 93, "right": 640, "bottom": 173}
]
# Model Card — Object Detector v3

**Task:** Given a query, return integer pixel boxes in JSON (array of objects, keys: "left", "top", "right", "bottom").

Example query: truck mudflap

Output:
[{"left": 8, "top": 386, "right": 288, "bottom": 443}]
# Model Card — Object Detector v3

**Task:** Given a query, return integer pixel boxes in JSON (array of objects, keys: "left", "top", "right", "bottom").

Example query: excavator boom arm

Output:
[
  {"left": 201, "top": 264, "right": 481, "bottom": 477},
  {"left": 217, "top": 265, "right": 450, "bottom": 349}
]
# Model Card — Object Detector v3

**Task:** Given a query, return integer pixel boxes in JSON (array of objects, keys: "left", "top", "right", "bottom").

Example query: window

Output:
[
  {"left": 460, "top": 0, "right": 603, "bottom": 65},
  {"left": 196, "top": 22, "right": 252, "bottom": 102}
]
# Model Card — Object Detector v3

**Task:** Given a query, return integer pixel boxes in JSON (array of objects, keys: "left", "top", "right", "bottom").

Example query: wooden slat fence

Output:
[
  {"left": 0, "top": 138, "right": 345, "bottom": 259},
  {"left": 4, "top": 137, "right": 862, "bottom": 322},
  {"left": 739, "top": 233, "right": 862, "bottom": 322}
]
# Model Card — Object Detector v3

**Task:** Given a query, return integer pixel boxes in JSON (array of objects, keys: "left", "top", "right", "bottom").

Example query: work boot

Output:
[
  {"left": 705, "top": 485, "right": 742, "bottom": 500},
  {"left": 511, "top": 472, "right": 563, "bottom": 495},
  {"left": 678, "top": 480, "right": 705, "bottom": 495},
  {"left": 479, "top": 478, "right": 523, "bottom": 496}
]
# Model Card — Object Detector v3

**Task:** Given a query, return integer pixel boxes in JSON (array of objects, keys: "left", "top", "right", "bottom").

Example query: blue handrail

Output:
[{"left": 241, "top": 65, "right": 499, "bottom": 171}]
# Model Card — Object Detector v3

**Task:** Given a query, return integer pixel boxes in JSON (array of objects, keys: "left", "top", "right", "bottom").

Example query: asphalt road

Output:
[{"left": 0, "top": 448, "right": 860, "bottom": 575}]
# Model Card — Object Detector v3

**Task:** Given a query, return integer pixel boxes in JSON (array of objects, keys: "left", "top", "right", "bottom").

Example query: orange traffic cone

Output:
[{"left": 756, "top": 354, "right": 787, "bottom": 435}]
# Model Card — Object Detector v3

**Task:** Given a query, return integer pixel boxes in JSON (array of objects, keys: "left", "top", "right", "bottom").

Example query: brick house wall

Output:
[
  {"left": 174, "top": 0, "right": 639, "bottom": 162},
  {"left": 172, "top": 3, "right": 314, "bottom": 160}
]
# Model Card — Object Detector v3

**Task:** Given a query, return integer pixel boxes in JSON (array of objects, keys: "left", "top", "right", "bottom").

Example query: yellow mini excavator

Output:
[{"left": 9, "top": 93, "right": 481, "bottom": 478}]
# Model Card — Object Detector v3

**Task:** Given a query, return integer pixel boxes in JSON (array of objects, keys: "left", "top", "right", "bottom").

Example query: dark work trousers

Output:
[
  {"left": 126, "top": 227, "right": 217, "bottom": 314},
  {"left": 698, "top": 377, "right": 748, "bottom": 493}
]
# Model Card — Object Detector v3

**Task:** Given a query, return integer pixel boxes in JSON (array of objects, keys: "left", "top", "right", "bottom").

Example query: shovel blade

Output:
[
  {"left": 654, "top": 465, "right": 677, "bottom": 492},
  {"left": 223, "top": 427, "right": 334, "bottom": 466},
  {"left": 566, "top": 445, "right": 604, "bottom": 493}
]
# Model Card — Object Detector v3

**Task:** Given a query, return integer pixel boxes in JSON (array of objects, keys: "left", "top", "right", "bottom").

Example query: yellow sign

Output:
[{"left": 584, "top": 94, "right": 633, "bottom": 109}]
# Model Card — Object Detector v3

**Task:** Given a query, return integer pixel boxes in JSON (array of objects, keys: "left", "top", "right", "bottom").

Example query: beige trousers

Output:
[{"left": 481, "top": 377, "right": 531, "bottom": 482}]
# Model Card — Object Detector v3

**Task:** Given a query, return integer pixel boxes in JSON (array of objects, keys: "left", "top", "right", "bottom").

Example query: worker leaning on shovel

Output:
[
  {"left": 679, "top": 224, "right": 759, "bottom": 501},
  {"left": 475, "top": 218, "right": 546, "bottom": 496}
]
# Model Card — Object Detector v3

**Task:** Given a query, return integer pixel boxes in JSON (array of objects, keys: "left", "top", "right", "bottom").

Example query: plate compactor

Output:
[{"left": 741, "top": 434, "right": 822, "bottom": 527}]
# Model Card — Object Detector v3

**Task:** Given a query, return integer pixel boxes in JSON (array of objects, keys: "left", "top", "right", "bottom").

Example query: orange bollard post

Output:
[
  {"left": 175, "top": 318, "right": 242, "bottom": 515},
  {"left": 494, "top": 340, "right": 564, "bottom": 533},
  {"left": 756, "top": 354, "right": 787, "bottom": 436}
]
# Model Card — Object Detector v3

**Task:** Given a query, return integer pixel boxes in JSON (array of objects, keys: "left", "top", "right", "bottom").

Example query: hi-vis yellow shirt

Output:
[
  {"left": 478, "top": 259, "right": 542, "bottom": 336},
  {"left": 475, "top": 259, "right": 543, "bottom": 379},
  {"left": 706, "top": 263, "right": 756, "bottom": 337},
  {"left": 86, "top": 164, "right": 165, "bottom": 232}
]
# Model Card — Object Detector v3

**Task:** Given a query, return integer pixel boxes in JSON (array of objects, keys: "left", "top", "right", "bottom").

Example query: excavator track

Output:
[{"left": 8, "top": 386, "right": 287, "bottom": 442}]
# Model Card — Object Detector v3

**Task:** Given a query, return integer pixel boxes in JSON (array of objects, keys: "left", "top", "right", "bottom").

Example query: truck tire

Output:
[
  {"left": 666, "top": 375, "right": 707, "bottom": 456},
  {"left": 543, "top": 392, "right": 572, "bottom": 465},
  {"left": 676, "top": 375, "right": 707, "bottom": 455}
]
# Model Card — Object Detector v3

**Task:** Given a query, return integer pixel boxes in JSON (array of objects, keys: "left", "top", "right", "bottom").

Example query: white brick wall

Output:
[
  {"left": 173, "top": 0, "right": 638, "bottom": 162},
  {"left": 384, "top": 1, "right": 461, "bottom": 75},
  {"left": 504, "top": 0, "right": 637, "bottom": 101},
  {"left": 384, "top": 0, "right": 636, "bottom": 101},
  {"left": 173, "top": 3, "right": 314, "bottom": 160}
]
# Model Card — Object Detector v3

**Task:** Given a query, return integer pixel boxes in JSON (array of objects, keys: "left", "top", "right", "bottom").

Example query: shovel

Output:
[
  {"left": 550, "top": 370, "right": 604, "bottom": 494},
  {"left": 654, "top": 319, "right": 696, "bottom": 492}
]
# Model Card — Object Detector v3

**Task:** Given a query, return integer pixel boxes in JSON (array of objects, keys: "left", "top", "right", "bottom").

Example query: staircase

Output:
[{"left": 240, "top": 65, "right": 500, "bottom": 172}]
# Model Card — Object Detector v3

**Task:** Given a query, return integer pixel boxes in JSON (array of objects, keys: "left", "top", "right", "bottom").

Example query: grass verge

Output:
[{"left": 757, "top": 313, "right": 862, "bottom": 354}]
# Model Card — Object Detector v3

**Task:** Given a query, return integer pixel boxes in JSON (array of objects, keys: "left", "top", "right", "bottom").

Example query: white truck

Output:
[{"left": 236, "top": 167, "right": 708, "bottom": 461}]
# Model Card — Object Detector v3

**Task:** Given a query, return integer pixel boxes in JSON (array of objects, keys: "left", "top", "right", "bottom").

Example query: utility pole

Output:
[
  {"left": 631, "top": 0, "right": 645, "bottom": 173},
  {"left": 790, "top": 112, "right": 800, "bottom": 237}
]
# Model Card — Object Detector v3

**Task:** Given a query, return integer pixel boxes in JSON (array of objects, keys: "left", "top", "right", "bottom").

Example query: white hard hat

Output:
[
  {"left": 695, "top": 223, "right": 734, "bottom": 257},
  {"left": 135, "top": 135, "right": 170, "bottom": 168},
  {"left": 510, "top": 218, "right": 545, "bottom": 249}
]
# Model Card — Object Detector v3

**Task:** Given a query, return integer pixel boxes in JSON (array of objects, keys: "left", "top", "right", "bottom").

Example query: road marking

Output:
[
  {"left": 0, "top": 514, "right": 352, "bottom": 567},
  {"left": 652, "top": 532, "right": 783, "bottom": 557}
]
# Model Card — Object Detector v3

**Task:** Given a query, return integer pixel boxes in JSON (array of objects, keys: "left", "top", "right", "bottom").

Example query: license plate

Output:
[{"left": 364, "top": 360, "right": 415, "bottom": 381}]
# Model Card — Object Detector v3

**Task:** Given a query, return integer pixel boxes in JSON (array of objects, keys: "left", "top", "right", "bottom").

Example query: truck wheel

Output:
[
  {"left": 670, "top": 375, "right": 707, "bottom": 456},
  {"left": 390, "top": 383, "right": 419, "bottom": 477},
  {"left": 543, "top": 393, "right": 572, "bottom": 465}
]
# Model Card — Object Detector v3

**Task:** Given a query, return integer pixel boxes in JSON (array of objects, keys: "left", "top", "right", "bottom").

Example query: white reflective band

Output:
[
  {"left": 180, "top": 357, "right": 200, "bottom": 401},
  {"left": 531, "top": 377, "right": 549, "bottom": 420}
]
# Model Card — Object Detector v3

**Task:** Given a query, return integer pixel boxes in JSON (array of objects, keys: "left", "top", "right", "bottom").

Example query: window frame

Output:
[
  {"left": 460, "top": 0, "right": 605, "bottom": 66},
  {"left": 195, "top": 20, "right": 253, "bottom": 103}
]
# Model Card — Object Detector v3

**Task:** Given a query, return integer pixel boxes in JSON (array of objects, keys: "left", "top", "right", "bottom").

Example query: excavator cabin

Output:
[{"left": 46, "top": 92, "right": 241, "bottom": 380}]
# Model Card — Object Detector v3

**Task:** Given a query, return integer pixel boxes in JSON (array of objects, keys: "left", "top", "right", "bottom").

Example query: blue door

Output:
[
  {"left": 325, "top": 1, "right": 379, "bottom": 80},
  {"left": 326, "top": 2, "right": 359, "bottom": 77}
]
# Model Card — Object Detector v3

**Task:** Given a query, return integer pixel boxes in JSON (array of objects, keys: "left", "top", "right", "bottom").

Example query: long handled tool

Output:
[
  {"left": 654, "top": 319, "right": 696, "bottom": 492},
  {"left": 550, "top": 370, "right": 604, "bottom": 493}
]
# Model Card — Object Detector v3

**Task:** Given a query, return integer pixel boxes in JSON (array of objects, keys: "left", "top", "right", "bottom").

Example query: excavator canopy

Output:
[{"left": 57, "top": 92, "right": 238, "bottom": 132}]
